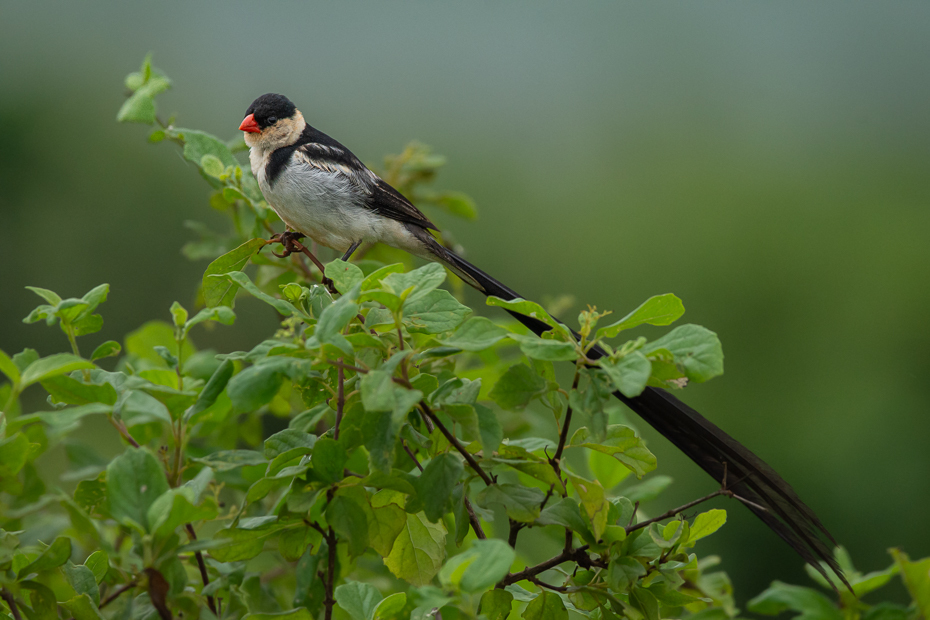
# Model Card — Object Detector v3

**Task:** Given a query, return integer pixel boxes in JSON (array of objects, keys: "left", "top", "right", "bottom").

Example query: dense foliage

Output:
[{"left": 1, "top": 55, "right": 927, "bottom": 620}]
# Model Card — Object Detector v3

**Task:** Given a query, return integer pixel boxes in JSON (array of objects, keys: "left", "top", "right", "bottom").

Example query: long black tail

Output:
[{"left": 434, "top": 240, "right": 848, "bottom": 590}]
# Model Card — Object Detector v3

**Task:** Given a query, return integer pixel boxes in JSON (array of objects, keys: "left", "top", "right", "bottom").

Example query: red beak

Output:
[{"left": 239, "top": 114, "right": 261, "bottom": 134}]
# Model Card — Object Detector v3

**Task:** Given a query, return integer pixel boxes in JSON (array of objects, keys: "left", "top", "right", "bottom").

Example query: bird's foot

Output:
[{"left": 269, "top": 231, "right": 306, "bottom": 258}]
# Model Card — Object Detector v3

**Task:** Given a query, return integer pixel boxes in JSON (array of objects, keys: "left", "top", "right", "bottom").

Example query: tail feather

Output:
[{"left": 434, "top": 241, "right": 848, "bottom": 590}]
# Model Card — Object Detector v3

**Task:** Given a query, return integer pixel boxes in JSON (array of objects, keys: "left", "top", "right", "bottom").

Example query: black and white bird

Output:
[{"left": 240, "top": 93, "right": 848, "bottom": 588}]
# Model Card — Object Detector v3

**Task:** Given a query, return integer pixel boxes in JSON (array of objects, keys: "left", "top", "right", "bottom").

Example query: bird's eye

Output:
[{"left": 267, "top": 116, "right": 278, "bottom": 125}]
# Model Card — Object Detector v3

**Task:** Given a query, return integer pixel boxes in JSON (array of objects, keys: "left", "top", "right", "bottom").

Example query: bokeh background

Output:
[{"left": 2, "top": 0, "right": 929, "bottom": 606}]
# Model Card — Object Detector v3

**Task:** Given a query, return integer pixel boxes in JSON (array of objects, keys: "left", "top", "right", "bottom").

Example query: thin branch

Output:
[
  {"left": 499, "top": 545, "right": 590, "bottom": 587},
  {"left": 463, "top": 497, "right": 487, "bottom": 540},
  {"left": 107, "top": 415, "right": 140, "bottom": 448},
  {"left": 508, "top": 519, "right": 524, "bottom": 548},
  {"left": 403, "top": 441, "right": 424, "bottom": 472},
  {"left": 528, "top": 576, "right": 569, "bottom": 592},
  {"left": 550, "top": 366, "right": 581, "bottom": 477},
  {"left": 185, "top": 524, "right": 219, "bottom": 616},
  {"left": 626, "top": 487, "right": 730, "bottom": 534},
  {"left": 418, "top": 401, "right": 494, "bottom": 487},
  {"left": 1, "top": 588, "right": 23, "bottom": 620},
  {"left": 99, "top": 581, "right": 137, "bottom": 609},
  {"left": 323, "top": 527, "right": 337, "bottom": 620},
  {"left": 334, "top": 362, "right": 345, "bottom": 440}
]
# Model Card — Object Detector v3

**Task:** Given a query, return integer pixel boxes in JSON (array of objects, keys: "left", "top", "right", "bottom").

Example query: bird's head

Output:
[{"left": 239, "top": 93, "right": 304, "bottom": 150}]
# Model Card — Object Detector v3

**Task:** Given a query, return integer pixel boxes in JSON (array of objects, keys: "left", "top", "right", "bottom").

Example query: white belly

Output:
[{"left": 251, "top": 147, "right": 421, "bottom": 254}]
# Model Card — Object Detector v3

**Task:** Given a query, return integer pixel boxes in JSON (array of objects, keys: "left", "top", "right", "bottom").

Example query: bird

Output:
[{"left": 239, "top": 93, "right": 848, "bottom": 589}]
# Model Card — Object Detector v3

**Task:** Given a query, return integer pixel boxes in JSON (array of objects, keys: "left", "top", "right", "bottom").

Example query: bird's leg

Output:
[
  {"left": 268, "top": 230, "right": 336, "bottom": 292},
  {"left": 341, "top": 240, "right": 363, "bottom": 262}
]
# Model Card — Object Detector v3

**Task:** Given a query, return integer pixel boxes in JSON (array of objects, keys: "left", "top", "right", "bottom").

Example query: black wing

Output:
[{"left": 282, "top": 125, "right": 439, "bottom": 232}]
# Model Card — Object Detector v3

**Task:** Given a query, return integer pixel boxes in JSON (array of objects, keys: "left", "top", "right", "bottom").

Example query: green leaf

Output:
[
  {"left": 595, "top": 294, "right": 685, "bottom": 340},
  {"left": 688, "top": 509, "right": 727, "bottom": 543},
  {"left": 41, "top": 375, "right": 117, "bottom": 406},
  {"left": 243, "top": 609, "right": 313, "bottom": 620},
  {"left": 177, "top": 128, "right": 238, "bottom": 168},
  {"left": 566, "top": 473, "right": 610, "bottom": 539},
  {"left": 63, "top": 562, "right": 100, "bottom": 605},
  {"left": 0, "top": 433, "right": 31, "bottom": 478},
  {"left": 125, "top": 321, "right": 196, "bottom": 367},
  {"left": 312, "top": 437, "right": 347, "bottom": 484},
  {"left": 184, "top": 306, "right": 236, "bottom": 336},
  {"left": 568, "top": 425, "right": 656, "bottom": 478},
  {"left": 537, "top": 498, "right": 595, "bottom": 544},
  {"left": 200, "top": 154, "right": 224, "bottom": 178},
  {"left": 20, "top": 354, "right": 95, "bottom": 388},
  {"left": 438, "top": 539, "right": 515, "bottom": 593},
  {"left": 169, "top": 301, "right": 189, "bottom": 328},
  {"left": 147, "top": 485, "right": 218, "bottom": 539},
  {"left": 228, "top": 357, "right": 292, "bottom": 411},
  {"left": 202, "top": 238, "right": 267, "bottom": 307},
  {"left": 106, "top": 448, "right": 170, "bottom": 532},
  {"left": 18, "top": 536, "right": 72, "bottom": 577},
  {"left": 0, "top": 348, "right": 21, "bottom": 384},
  {"left": 523, "top": 590, "right": 568, "bottom": 620},
  {"left": 600, "top": 350, "right": 652, "bottom": 397},
  {"left": 644, "top": 324, "right": 724, "bottom": 383},
  {"left": 607, "top": 557, "right": 647, "bottom": 593},
  {"left": 402, "top": 289, "right": 471, "bottom": 334},
  {"left": 373, "top": 593, "right": 407, "bottom": 620},
  {"left": 508, "top": 333, "right": 577, "bottom": 362},
  {"left": 264, "top": 429, "right": 317, "bottom": 460},
  {"left": 891, "top": 549, "right": 930, "bottom": 620},
  {"left": 623, "top": 475, "right": 674, "bottom": 503},
  {"left": 315, "top": 293, "right": 360, "bottom": 354},
  {"left": 479, "top": 589, "right": 514, "bottom": 620},
  {"left": 20, "top": 581, "right": 57, "bottom": 620},
  {"left": 84, "top": 550, "right": 109, "bottom": 584},
  {"left": 383, "top": 262, "right": 446, "bottom": 303},
  {"left": 90, "top": 341, "right": 121, "bottom": 362},
  {"left": 210, "top": 527, "right": 268, "bottom": 562},
  {"left": 325, "top": 260, "right": 365, "bottom": 294},
  {"left": 476, "top": 483, "right": 545, "bottom": 523},
  {"left": 192, "top": 449, "right": 266, "bottom": 471},
  {"left": 486, "top": 297, "right": 561, "bottom": 332},
  {"left": 435, "top": 316, "right": 509, "bottom": 351},
  {"left": 588, "top": 450, "right": 631, "bottom": 491},
  {"left": 25, "top": 286, "right": 62, "bottom": 306},
  {"left": 417, "top": 453, "right": 463, "bottom": 522},
  {"left": 489, "top": 363, "right": 546, "bottom": 410},
  {"left": 61, "top": 593, "right": 106, "bottom": 620},
  {"left": 184, "top": 359, "right": 234, "bottom": 424},
  {"left": 334, "top": 581, "right": 382, "bottom": 620},
  {"left": 475, "top": 404, "right": 503, "bottom": 455},
  {"left": 326, "top": 488, "right": 371, "bottom": 558},
  {"left": 384, "top": 512, "right": 446, "bottom": 586},
  {"left": 748, "top": 581, "right": 843, "bottom": 620},
  {"left": 369, "top": 492, "right": 407, "bottom": 557}
]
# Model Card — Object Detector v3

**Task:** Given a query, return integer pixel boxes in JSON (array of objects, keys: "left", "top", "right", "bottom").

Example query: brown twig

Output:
[
  {"left": 99, "top": 581, "right": 137, "bottom": 609},
  {"left": 418, "top": 401, "right": 494, "bottom": 487},
  {"left": 107, "top": 415, "right": 140, "bottom": 448},
  {"left": 323, "top": 527, "right": 337, "bottom": 620},
  {"left": 528, "top": 576, "right": 569, "bottom": 592},
  {"left": 463, "top": 497, "right": 487, "bottom": 540},
  {"left": 499, "top": 545, "right": 591, "bottom": 587},
  {"left": 1, "top": 588, "right": 23, "bottom": 620},
  {"left": 403, "top": 441, "right": 424, "bottom": 472},
  {"left": 184, "top": 524, "right": 218, "bottom": 615},
  {"left": 626, "top": 486, "right": 733, "bottom": 534},
  {"left": 549, "top": 366, "right": 581, "bottom": 484},
  {"left": 335, "top": 362, "right": 345, "bottom": 440}
]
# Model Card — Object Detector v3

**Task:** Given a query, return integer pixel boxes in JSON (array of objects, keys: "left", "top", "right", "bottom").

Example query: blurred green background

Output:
[{"left": 2, "top": 0, "right": 928, "bottom": 605}]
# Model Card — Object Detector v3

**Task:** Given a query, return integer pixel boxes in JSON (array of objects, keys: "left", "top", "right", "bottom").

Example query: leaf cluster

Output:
[{"left": 1, "top": 54, "right": 927, "bottom": 620}]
